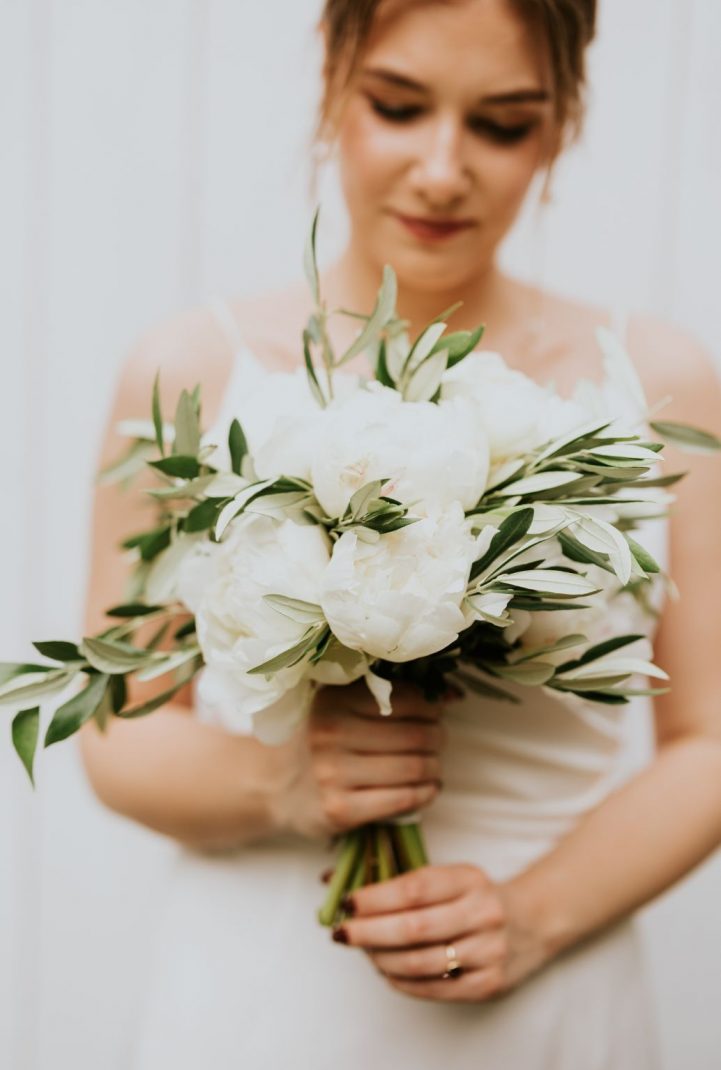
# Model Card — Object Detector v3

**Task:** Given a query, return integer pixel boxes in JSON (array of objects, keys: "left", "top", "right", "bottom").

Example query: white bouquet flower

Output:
[{"left": 4, "top": 209, "right": 719, "bottom": 927}]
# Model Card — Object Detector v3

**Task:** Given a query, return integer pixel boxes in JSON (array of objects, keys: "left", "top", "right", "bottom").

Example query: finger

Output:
[
  {"left": 336, "top": 894, "right": 475, "bottom": 949},
  {"left": 383, "top": 968, "right": 506, "bottom": 1004},
  {"left": 314, "top": 681, "right": 443, "bottom": 721},
  {"left": 337, "top": 782, "right": 440, "bottom": 826},
  {"left": 324, "top": 752, "right": 442, "bottom": 789},
  {"left": 368, "top": 929, "right": 507, "bottom": 980},
  {"left": 343, "top": 863, "right": 481, "bottom": 917},
  {"left": 313, "top": 715, "right": 445, "bottom": 755}
]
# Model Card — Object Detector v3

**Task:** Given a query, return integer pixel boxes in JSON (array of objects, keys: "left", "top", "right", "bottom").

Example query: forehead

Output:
[{"left": 363, "top": 0, "right": 550, "bottom": 96}]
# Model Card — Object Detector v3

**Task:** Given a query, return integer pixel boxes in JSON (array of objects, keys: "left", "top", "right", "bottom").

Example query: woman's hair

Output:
[{"left": 315, "top": 0, "right": 597, "bottom": 149}]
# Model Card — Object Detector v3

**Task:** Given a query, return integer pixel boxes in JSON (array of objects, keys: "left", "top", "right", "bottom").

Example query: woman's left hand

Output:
[{"left": 331, "top": 863, "right": 551, "bottom": 1003}]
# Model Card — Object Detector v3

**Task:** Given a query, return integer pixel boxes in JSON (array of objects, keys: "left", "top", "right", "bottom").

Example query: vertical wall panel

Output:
[{"left": 0, "top": 2, "right": 51, "bottom": 1068}]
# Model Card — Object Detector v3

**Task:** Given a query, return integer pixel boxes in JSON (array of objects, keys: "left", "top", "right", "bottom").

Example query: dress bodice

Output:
[{"left": 196, "top": 307, "right": 670, "bottom": 880}]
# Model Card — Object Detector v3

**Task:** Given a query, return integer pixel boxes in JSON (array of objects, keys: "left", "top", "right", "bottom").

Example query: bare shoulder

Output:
[
  {"left": 627, "top": 314, "right": 721, "bottom": 424},
  {"left": 223, "top": 279, "right": 313, "bottom": 370},
  {"left": 114, "top": 303, "right": 237, "bottom": 433}
]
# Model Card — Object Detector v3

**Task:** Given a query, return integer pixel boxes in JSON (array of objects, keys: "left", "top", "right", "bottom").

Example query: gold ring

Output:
[{"left": 442, "top": 943, "right": 462, "bottom": 980}]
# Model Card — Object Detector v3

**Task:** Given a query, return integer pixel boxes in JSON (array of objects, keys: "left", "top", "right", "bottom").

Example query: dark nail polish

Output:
[
  {"left": 331, "top": 926, "right": 349, "bottom": 944},
  {"left": 320, "top": 866, "right": 334, "bottom": 884},
  {"left": 340, "top": 894, "right": 356, "bottom": 916}
]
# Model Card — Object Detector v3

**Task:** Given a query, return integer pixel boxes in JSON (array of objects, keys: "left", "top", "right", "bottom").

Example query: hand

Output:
[
  {"left": 330, "top": 863, "right": 551, "bottom": 1003},
  {"left": 274, "top": 680, "right": 448, "bottom": 841}
]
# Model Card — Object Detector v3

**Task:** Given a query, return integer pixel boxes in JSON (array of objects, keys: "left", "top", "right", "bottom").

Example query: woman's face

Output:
[{"left": 333, "top": 0, "right": 558, "bottom": 292}]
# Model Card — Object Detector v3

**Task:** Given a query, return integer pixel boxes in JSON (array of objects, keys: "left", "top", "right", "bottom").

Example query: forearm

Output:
[
  {"left": 504, "top": 733, "right": 721, "bottom": 958},
  {"left": 78, "top": 702, "right": 292, "bottom": 851}
]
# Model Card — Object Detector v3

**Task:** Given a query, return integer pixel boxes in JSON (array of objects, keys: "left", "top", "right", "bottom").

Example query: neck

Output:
[{"left": 321, "top": 239, "right": 520, "bottom": 344}]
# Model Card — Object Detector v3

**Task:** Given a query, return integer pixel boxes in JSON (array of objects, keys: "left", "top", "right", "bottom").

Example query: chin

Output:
[{"left": 384, "top": 247, "right": 485, "bottom": 295}]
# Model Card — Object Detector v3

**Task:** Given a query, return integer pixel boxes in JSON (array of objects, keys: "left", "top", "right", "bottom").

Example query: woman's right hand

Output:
[{"left": 272, "top": 680, "right": 449, "bottom": 841}]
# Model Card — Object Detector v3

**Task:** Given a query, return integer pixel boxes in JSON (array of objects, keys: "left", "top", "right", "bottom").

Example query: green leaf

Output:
[
  {"left": 510, "top": 598, "right": 592, "bottom": 612},
  {"left": 438, "top": 326, "right": 485, "bottom": 368},
  {"left": 109, "top": 674, "right": 127, "bottom": 714},
  {"left": 248, "top": 627, "right": 328, "bottom": 675},
  {"left": 80, "top": 636, "right": 159, "bottom": 675},
  {"left": 450, "top": 669, "right": 520, "bottom": 704},
  {"left": 263, "top": 595, "right": 326, "bottom": 626},
  {"left": 152, "top": 371, "right": 165, "bottom": 456},
  {"left": 174, "top": 618, "right": 197, "bottom": 640},
  {"left": 557, "top": 633, "right": 646, "bottom": 672},
  {"left": 44, "top": 673, "right": 110, "bottom": 747},
  {"left": 404, "top": 347, "right": 449, "bottom": 403},
  {"left": 347, "top": 479, "right": 388, "bottom": 521},
  {"left": 0, "top": 662, "right": 50, "bottom": 686},
  {"left": 470, "top": 508, "right": 534, "bottom": 580},
  {"left": 650, "top": 420, "right": 721, "bottom": 454},
  {"left": 116, "top": 657, "right": 203, "bottom": 718},
  {"left": 106, "top": 603, "right": 165, "bottom": 618},
  {"left": 625, "top": 534, "right": 660, "bottom": 574},
  {"left": 533, "top": 419, "right": 613, "bottom": 462},
  {"left": 146, "top": 474, "right": 217, "bottom": 501},
  {"left": 303, "top": 329, "right": 327, "bottom": 408},
  {"left": 508, "top": 633, "right": 587, "bottom": 664},
  {"left": 122, "top": 525, "right": 172, "bottom": 563},
  {"left": 338, "top": 265, "right": 398, "bottom": 365},
  {"left": 173, "top": 389, "right": 201, "bottom": 457},
  {"left": 495, "top": 569, "right": 599, "bottom": 597},
  {"left": 495, "top": 471, "right": 582, "bottom": 497},
  {"left": 565, "top": 689, "right": 629, "bottom": 705},
  {"left": 228, "top": 418, "right": 248, "bottom": 476},
  {"left": 303, "top": 206, "right": 321, "bottom": 304},
  {"left": 135, "top": 647, "right": 201, "bottom": 682},
  {"left": 558, "top": 531, "right": 615, "bottom": 574},
  {"left": 183, "top": 498, "right": 222, "bottom": 533},
  {"left": 0, "top": 668, "right": 75, "bottom": 705},
  {"left": 493, "top": 661, "right": 556, "bottom": 686},
  {"left": 375, "top": 338, "right": 395, "bottom": 388},
  {"left": 12, "top": 707, "right": 40, "bottom": 786},
  {"left": 149, "top": 455, "right": 201, "bottom": 479},
  {"left": 401, "top": 321, "right": 447, "bottom": 380},
  {"left": 32, "top": 641, "right": 82, "bottom": 662}
]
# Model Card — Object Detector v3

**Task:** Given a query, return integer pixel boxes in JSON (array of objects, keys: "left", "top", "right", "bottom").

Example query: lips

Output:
[{"left": 391, "top": 211, "right": 475, "bottom": 242}]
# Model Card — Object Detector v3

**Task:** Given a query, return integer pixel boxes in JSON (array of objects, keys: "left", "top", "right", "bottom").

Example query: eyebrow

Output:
[{"left": 361, "top": 66, "right": 551, "bottom": 105}]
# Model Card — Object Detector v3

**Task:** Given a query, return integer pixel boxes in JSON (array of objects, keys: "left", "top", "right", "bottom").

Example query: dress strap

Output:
[
  {"left": 207, "top": 294, "right": 246, "bottom": 356},
  {"left": 608, "top": 304, "right": 630, "bottom": 349}
]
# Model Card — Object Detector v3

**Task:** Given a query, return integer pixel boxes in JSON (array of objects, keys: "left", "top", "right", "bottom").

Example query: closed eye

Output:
[
  {"left": 468, "top": 116, "right": 536, "bottom": 144},
  {"left": 367, "top": 97, "right": 537, "bottom": 146},
  {"left": 368, "top": 98, "right": 423, "bottom": 122}
]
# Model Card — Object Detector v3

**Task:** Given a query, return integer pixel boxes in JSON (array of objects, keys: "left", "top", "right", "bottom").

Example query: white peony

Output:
[
  {"left": 320, "top": 502, "right": 477, "bottom": 662},
  {"left": 441, "top": 352, "right": 589, "bottom": 463},
  {"left": 206, "top": 350, "right": 359, "bottom": 482},
  {"left": 184, "top": 513, "right": 331, "bottom": 742},
  {"left": 310, "top": 381, "right": 490, "bottom": 518}
]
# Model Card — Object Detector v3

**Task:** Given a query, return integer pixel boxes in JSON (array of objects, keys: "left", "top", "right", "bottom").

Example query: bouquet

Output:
[{"left": 3, "top": 210, "right": 719, "bottom": 929}]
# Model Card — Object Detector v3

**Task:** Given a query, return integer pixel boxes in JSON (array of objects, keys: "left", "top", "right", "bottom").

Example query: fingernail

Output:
[
  {"left": 331, "top": 926, "right": 349, "bottom": 944},
  {"left": 340, "top": 894, "right": 356, "bottom": 916},
  {"left": 320, "top": 867, "right": 334, "bottom": 884},
  {"left": 443, "top": 685, "right": 463, "bottom": 702}
]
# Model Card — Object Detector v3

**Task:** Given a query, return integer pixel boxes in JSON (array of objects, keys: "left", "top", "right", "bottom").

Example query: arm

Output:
[
  {"left": 78, "top": 309, "right": 444, "bottom": 849},
  {"left": 503, "top": 323, "right": 721, "bottom": 957},
  {"left": 77, "top": 306, "right": 286, "bottom": 850},
  {"left": 334, "top": 322, "right": 721, "bottom": 1002}
]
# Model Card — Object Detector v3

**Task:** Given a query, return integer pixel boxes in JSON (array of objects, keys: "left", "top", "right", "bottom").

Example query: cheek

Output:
[
  {"left": 337, "top": 107, "right": 407, "bottom": 208},
  {"left": 478, "top": 141, "right": 544, "bottom": 218}
]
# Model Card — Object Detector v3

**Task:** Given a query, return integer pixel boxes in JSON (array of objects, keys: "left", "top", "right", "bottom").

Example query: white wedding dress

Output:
[{"left": 132, "top": 304, "right": 664, "bottom": 1069}]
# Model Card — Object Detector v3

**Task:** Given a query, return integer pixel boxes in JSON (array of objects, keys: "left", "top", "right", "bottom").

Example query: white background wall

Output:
[{"left": 1, "top": 1, "right": 720, "bottom": 1067}]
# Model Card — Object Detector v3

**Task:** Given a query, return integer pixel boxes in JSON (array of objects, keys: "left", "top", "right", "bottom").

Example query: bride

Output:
[{"left": 79, "top": 1, "right": 721, "bottom": 1066}]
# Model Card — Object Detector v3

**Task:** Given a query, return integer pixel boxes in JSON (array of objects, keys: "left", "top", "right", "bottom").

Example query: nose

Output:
[{"left": 410, "top": 112, "right": 472, "bottom": 210}]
